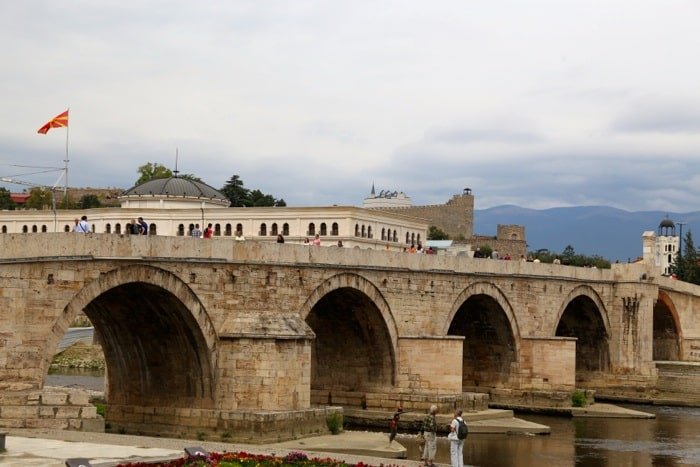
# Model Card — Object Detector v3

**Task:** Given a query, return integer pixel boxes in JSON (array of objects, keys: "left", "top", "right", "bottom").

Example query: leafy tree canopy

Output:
[
  {"left": 25, "top": 187, "right": 54, "bottom": 210},
  {"left": 220, "top": 175, "right": 285, "bottom": 207},
  {"left": 530, "top": 244, "right": 611, "bottom": 269},
  {"left": 428, "top": 225, "right": 449, "bottom": 240},
  {"left": 135, "top": 163, "right": 173, "bottom": 185},
  {"left": 670, "top": 230, "right": 700, "bottom": 284},
  {"left": 0, "top": 187, "right": 16, "bottom": 210},
  {"left": 79, "top": 194, "right": 102, "bottom": 209}
]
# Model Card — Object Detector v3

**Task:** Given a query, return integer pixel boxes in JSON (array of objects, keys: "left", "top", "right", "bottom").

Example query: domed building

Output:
[
  {"left": 642, "top": 217, "right": 680, "bottom": 276},
  {"left": 119, "top": 177, "right": 230, "bottom": 209}
]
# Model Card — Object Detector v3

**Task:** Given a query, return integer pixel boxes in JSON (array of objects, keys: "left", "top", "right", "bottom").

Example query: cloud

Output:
[
  {"left": 426, "top": 127, "right": 543, "bottom": 144},
  {"left": 612, "top": 98, "right": 700, "bottom": 134},
  {"left": 3, "top": 1, "right": 700, "bottom": 214}
]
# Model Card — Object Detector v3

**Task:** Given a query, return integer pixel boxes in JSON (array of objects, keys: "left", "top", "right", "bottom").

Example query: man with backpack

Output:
[{"left": 448, "top": 409, "right": 468, "bottom": 467}]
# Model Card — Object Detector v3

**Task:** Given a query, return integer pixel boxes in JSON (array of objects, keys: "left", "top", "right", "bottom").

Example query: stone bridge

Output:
[{"left": 0, "top": 234, "right": 698, "bottom": 441}]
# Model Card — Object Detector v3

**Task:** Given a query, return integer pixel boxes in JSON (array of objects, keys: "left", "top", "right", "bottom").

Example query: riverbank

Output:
[{"left": 1, "top": 429, "right": 424, "bottom": 467}]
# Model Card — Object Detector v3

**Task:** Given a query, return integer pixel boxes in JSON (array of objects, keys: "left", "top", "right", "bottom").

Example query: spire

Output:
[
  {"left": 371, "top": 181, "right": 375, "bottom": 196},
  {"left": 173, "top": 148, "right": 180, "bottom": 178}
]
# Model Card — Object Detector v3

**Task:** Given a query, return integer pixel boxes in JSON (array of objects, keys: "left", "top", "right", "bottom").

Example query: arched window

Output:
[
  {"left": 405, "top": 232, "right": 410, "bottom": 244},
  {"left": 22, "top": 225, "right": 28, "bottom": 233},
  {"left": 308, "top": 223, "right": 315, "bottom": 236},
  {"left": 105, "top": 223, "right": 111, "bottom": 233},
  {"left": 32, "top": 225, "right": 38, "bottom": 233},
  {"left": 381, "top": 228, "right": 386, "bottom": 240},
  {"left": 361, "top": 225, "right": 366, "bottom": 238},
  {"left": 368, "top": 226, "right": 372, "bottom": 239},
  {"left": 149, "top": 223, "right": 157, "bottom": 235},
  {"left": 511, "top": 233, "right": 518, "bottom": 240},
  {"left": 177, "top": 224, "right": 185, "bottom": 236},
  {"left": 283, "top": 223, "right": 289, "bottom": 236},
  {"left": 1, "top": 226, "right": 6, "bottom": 234},
  {"left": 236, "top": 223, "right": 243, "bottom": 235},
  {"left": 355, "top": 224, "right": 360, "bottom": 237},
  {"left": 331, "top": 222, "right": 339, "bottom": 236},
  {"left": 320, "top": 223, "right": 327, "bottom": 236},
  {"left": 115, "top": 223, "right": 121, "bottom": 234},
  {"left": 41, "top": 225, "right": 47, "bottom": 232},
  {"left": 271, "top": 223, "right": 278, "bottom": 235},
  {"left": 188, "top": 224, "right": 195, "bottom": 236},
  {"left": 393, "top": 230, "right": 398, "bottom": 242},
  {"left": 225, "top": 223, "right": 232, "bottom": 236},
  {"left": 215, "top": 223, "right": 221, "bottom": 236},
  {"left": 417, "top": 233, "right": 421, "bottom": 243},
  {"left": 260, "top": 223, "right": 267, "bottom": 236},
  {"left": 411, "top": 233, "right": 415, "bottom": 244},
  {"left": 64, "top": 225, "right": 70, "bottom": 232}
]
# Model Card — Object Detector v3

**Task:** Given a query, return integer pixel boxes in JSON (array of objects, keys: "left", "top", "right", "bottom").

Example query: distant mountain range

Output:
[{"left": 473, "top": 205, "right": 700, "bottom": 262}]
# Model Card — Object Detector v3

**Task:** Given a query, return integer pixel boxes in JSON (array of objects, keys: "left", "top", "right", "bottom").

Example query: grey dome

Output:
[
  {"left": 121, "top": 177, "right": 229, "bottom": 204},
  {"left": 659, "top": 218, "right": 675, "bottom": 229}
]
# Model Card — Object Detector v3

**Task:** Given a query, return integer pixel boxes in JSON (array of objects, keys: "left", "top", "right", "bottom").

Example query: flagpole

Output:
[{"left": 64, "top": 107, "right": 69, "bottom": 197}]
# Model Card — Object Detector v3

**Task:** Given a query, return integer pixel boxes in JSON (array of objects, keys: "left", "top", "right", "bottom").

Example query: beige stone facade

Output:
[
  {"left": 1, "top": 235, "right": 699, "bottom": 439},
  {"left": 0, "top": 206, "right": 427, "bottom": 251}
]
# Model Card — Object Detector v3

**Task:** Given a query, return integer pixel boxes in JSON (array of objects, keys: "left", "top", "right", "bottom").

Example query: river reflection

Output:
[{"left": 396, "top": 405, "right": 700, "bottom": 466}]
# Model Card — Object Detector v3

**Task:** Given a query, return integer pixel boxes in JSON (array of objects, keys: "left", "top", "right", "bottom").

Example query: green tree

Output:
[
  {"left": 25, "top": 187, "right": 54, "bottom": 210},
  {"left": 428, "top": 225, "right": 449, "bottom": 240},
  {"left": 0, "top": 188, "right": 16, "bottom": 210},
  {"left": 249, "top": 189, "right": 286, "bottom": 207},
  {"left": 478, "top": 245, "right": 493, "bottom": 258},
  {"left": 671, "top": 231, "right": 700, "bottom": 284},
  {"left": 135, "top": 162, "right": 173, "bottom": 185},
  {"left": 220, "top": 175, "right": 250, "bottom": 207},
  {"left": 562, "top": 245, "right": 575, "bottom": 263},
  {"left": 79, "top": 194, "right": 102, "bottom": 209},
  {"left": 57, "top": 194, "right": 77, "bottom": 209},
  {"left": 179, "top": 173, "right": 202, "bottom": 183}
]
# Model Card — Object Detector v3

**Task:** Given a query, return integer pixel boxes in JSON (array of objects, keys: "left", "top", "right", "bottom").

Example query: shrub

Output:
[
  {"left": 571, "top": 390, "right": 587, "bottom": 407},
  {"left": 326, "top": 412, "right": 343, "bottom": 435},
  {"left": 94, "top": 402, "right": 106, "bottom": 417}
]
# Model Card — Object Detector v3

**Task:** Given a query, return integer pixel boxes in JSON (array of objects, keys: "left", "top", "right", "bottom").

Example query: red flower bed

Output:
[{"left": 117, "top": 450, "right": 399, "bottom": 467}]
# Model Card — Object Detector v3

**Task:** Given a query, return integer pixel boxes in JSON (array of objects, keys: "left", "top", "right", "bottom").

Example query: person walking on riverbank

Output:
[
  {"left": 388, "top": 406, "right": 403, "bottom": 444},
  {"left": 448, "top": 409, "right": 466, "bottom": 467},
  {"left": 420, "top": 405, "right": 438, "bottom": 467}
]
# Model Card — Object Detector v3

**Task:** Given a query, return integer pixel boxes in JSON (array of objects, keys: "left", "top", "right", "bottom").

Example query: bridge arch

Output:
[
  {"left": 554, "top": 285, "right": 611, "bottom": 380},
  {"left": 654, "top": 291, "right": 682, "bottom": 361},
  {"left": 445, "top": 281, "right": 521, "bottom": 390},
  {"left": 49, "top": 264, "right": 218, "bottom": 408},
  {"left": 300, "top": 273, "right": 398, "bottom": 398}
]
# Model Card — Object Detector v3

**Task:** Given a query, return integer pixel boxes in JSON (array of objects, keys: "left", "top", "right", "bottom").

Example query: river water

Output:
[
  {"left": 44, "top": 371, "right": 700, "bottom": 466},
  {"left": 397, "top": 405, "right": 700, "bottom": 466}
]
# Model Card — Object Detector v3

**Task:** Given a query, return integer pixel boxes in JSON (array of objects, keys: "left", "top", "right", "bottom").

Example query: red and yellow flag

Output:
[{"left": 37, "top": 110, "right": 69, "bottom": 134}]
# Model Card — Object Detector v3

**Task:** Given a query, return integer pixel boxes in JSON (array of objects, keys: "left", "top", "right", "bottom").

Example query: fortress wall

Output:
[
  {"left": 373, "top": 193, "right": 474, "bottom": 239},
  {"left": 470, "top": 236, "right": 527, "bottom": 259}
]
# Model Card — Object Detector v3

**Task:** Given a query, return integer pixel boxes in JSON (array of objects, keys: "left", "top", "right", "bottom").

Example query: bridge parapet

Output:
[{"left": 0, "top": 233, "right": 654, "bottom": 284}]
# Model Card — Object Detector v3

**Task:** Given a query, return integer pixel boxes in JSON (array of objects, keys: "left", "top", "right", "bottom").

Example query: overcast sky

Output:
[{"left": 2, "top": 1, "right": 700, "bottom": 211}]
